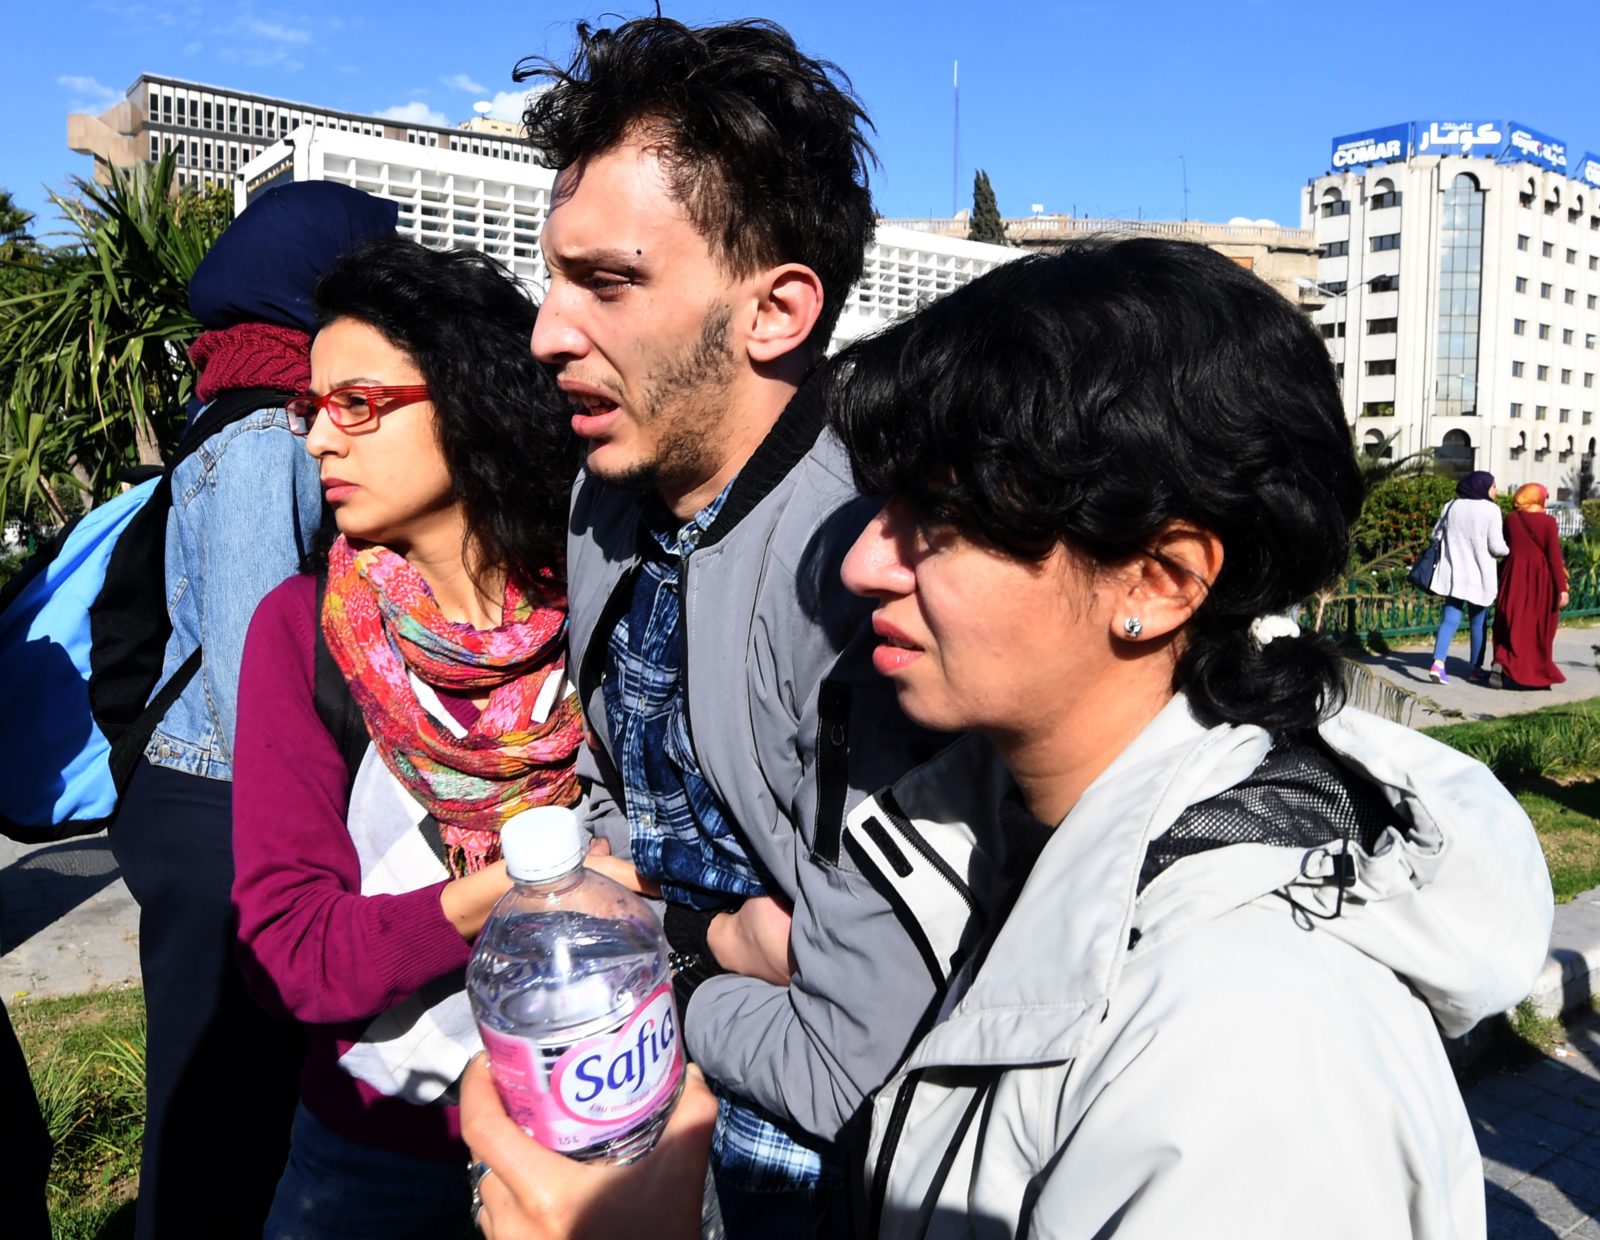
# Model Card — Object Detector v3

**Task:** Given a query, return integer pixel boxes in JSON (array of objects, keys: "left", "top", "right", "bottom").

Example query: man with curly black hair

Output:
[{"left": 515, "top": 18, "right": 967, "bottom": 1237}]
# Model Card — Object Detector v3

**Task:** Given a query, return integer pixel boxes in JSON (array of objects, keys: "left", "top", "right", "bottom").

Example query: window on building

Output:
[
  {"left": 1367, "top": 318, "right": 1398, "bottom": 335},
  {"left": 1368, "top": 273, "right": 1399, "bottom": 293},
  {"left": 1367, "top": 359, "right": 1397, "bottom": 376},
  {"left": 1590, "top": 295, "right": 1598, "bottom": 310},
  {"left": 1537, "top": 405, "right": 1549, "bottom": 420},
  {"left": 1592, "top": 216, "right": 1600, "bottom": 231},
  {"left": 1563, "top": 369, "right": 1573, "bottom": 384},
  {"left": 1541, "top": 282, "right": 1553, "bottom": 298},
  {"left": 1538, "top": 365, "right": 1550, "bottom": 380},
  {"left": 1543, "top": 241, "right": 1555, "bottom": 257},
  {"left": 1370, "top": 190, "right": 1402, "bottom": 210},
  {"left": 1587, "top": 374, "right": 1596, "bottom": 389},
  {"left": 1362, "top": 402, "right": 1395, "bottom": 417},
  {"left": 1512, "top": 361, "right": 1525, "bottom": 377},
  {"left": 149, "top": 135, "right": 159, "bottom": 161},
  {"left": 1587, "top": 411, "right": 1596, "bottom": 425},
  {"left": 1511, "top": 402, "right": 1524, "bottom": 418},
  {"left": 1562, "top": 409, "right": 1572, "bottom": 423},
  {"left": 1540, "top": 323, "right": 1552, "bottom": 340},
  {"left": 1370, "top": 233, "right": 1401, "bottom": 252},
  {"left": 1568, "top": 248, "right": 1579, "bottom": 264},
  {"left": 1546, "top": 200, "right": 1559, "bottom": 215},
  {"left": 1320, "top": 280, "right": 1349, "bottom": 295},
  {"left": 1515, "top": 318, "right": 1527, "bottom": 335},
  {"left": 1515, "top": 276, "right": 1528, "bottom": 293},
  {"left": 1517, "top": 234, "right": 1530, "bottom": 251},
  {"left": 1567, "top": 289, "right": 1577, "bottom": 305},
  {"left": 1591, "top": 256, "right": 1599, "bottom": 271}
]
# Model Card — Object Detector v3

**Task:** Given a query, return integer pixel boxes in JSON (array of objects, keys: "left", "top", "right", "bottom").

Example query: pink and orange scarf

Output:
[{"left": 321, "top": 536, "right": 582, "bottom": 876}]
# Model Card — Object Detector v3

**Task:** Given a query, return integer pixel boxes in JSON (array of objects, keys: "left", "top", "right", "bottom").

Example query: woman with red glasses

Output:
[{"left": 231, "top": 235, "right": 582, "bottom": 1239}]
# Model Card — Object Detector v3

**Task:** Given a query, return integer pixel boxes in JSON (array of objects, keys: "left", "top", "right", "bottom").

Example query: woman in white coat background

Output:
[{"left": 1427, "top": 470, "right": 1509, "bottom": 684}]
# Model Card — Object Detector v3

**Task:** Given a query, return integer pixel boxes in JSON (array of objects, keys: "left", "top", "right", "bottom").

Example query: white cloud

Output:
[
  {"left": 181, "top": 39, "right": 202, "bottom": 54},
  {"left": 441, "top": 73, "right": 487, "bottom": 95},
  {"left": 375, "top": 101, "right": 450, "bottom": 128},
  {"left": 58, "top": 75, "right": 122, "bottom": 112},
  {"left": 480, "top": 88, "right": 538, "bottom": 122},
  {"left": 245, "top": 17, "right": 310, "bottom": 43}
]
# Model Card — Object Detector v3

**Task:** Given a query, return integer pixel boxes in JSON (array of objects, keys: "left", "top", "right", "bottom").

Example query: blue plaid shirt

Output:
[{"left": 602, "top": 486, "right": 837, "bottom": 1191}]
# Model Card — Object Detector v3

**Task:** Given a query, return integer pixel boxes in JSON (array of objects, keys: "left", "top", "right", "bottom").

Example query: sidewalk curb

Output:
[
  {"left": 1523, "top": 885, "right": 1600, "bottom": 1021},
  {"left": 1448, "top": 883, "right": 1600, "bottom": 1070}
]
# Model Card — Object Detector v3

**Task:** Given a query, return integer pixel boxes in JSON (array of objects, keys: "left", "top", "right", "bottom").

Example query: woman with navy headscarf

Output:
[
  {"left": 109, "top": 181, "right": 397, "bottom": 1240},
  {"left": 1426, "top": 470, "right": 1509, "bottom": 684}
]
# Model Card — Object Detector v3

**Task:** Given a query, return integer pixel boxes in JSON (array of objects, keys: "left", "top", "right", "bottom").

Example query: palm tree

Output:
[{"left": 0, "top": 156, "right": 230, "bottom": 523}]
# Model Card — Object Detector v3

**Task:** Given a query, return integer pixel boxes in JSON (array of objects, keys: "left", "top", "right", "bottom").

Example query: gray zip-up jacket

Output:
[
  {"left": 566, "top": 382, "right": 975, "bottom": 1142},
  {"left": 852, "top": 696, "right": 1553, "bottom": 1239}
]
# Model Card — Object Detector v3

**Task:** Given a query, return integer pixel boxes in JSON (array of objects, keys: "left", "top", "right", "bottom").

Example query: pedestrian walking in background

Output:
[
  {"left": 1492, "top": 483, "right": 1568, "bottom": 689},
  {"left": 1426, "top": 470, "right": 1508, "bottom": 685},
  {"left": 108, "top": 182, "right": 396, "bottom": 1240}
]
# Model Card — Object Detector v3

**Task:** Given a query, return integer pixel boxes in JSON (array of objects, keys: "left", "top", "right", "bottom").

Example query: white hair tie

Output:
[{"left": 1250, "top": 614, "right": 1302, "bottom": 649}]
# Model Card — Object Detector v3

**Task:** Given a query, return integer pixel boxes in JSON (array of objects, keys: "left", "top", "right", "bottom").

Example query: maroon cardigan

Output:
[{"left": 231, "top": 573, "right": 477, "bottom": 1161}]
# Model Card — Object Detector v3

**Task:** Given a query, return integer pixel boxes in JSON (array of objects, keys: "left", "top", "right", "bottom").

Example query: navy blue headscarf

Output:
[
  {"left": 189, "top": 182, "right": 399, "bottom": 332},
  {"left": 1456, "top": 471, "right": 1496, "bottom": 501}
]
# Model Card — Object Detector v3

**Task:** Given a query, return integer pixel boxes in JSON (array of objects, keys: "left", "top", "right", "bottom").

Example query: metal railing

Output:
[{"left": 1310, "top": 568, "right": 1600, "bottom": 640}]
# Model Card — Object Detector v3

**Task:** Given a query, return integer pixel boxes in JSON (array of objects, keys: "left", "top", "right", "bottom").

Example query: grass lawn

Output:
[
  {"left": 1424, "top": 697, "right": 1600, "bottom": 901},
  {"left": 12, "top": 988, "right": 143, "bottom": 1240}
]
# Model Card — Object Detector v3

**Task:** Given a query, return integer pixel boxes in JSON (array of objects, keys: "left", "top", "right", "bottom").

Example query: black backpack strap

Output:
[{"left": 312, "top": 572, "right": 371, "bottom": 790}]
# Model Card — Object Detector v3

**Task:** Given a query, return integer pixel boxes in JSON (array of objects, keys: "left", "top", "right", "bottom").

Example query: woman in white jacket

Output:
[
  {"left": 824, "top": 240, "right": 1552, "bottom": 1239},
  {"left": 1427, "top": 471, "right": 1509, "bottom": 684}
]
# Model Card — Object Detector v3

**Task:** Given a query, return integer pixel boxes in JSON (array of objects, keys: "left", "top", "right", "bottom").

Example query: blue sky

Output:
[{"left": 5, "top": 0, "right": 1599, "bottom": 241}]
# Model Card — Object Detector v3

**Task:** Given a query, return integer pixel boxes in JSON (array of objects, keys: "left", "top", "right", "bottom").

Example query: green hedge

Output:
[{"left": 1351, "top": 475, "right": 1458, "bottom": 563}]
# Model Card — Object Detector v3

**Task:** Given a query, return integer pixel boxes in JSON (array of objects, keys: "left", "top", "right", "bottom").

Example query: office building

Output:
[
  {"left": 68, "top": 72, "right": 537, "bottom": 192},
  {"left": 1308, "top": 121, "right": 1600, "bottom": 496}
]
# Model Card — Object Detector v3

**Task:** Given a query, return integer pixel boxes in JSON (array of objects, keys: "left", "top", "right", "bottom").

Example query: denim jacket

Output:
[{"left": 145, "top": 402, "right": 324, "bottom": 781}]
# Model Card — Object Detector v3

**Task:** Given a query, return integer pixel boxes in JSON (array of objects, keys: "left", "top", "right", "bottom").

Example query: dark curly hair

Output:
[
  {"left": 311, "top": 236, "right": 578, "bottom": 600},
  {"left": 829, "top": 239, "right": 1364, "bottom": 733},
  {"left": 515, "top": 17, "right": 876, "bottom": 353}
]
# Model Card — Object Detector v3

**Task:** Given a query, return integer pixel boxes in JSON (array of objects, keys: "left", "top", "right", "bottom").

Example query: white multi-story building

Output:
[
  {"left": 234, "top": 126, "right": 1021, "bottom": 349},
  {"left": 1308, "top": 122, "right": 1600, "bottom": 496},
  {"left": 68, "top": 73, "right": 538, "bottom": 192}
]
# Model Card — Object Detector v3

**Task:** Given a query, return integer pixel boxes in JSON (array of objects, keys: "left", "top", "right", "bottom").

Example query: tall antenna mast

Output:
[
  {"left": 1180, "top": 154, "right": 1189, "bottom": 222},
  {"left": 952, "top": 60, "right": 960, "bottom": 217}
]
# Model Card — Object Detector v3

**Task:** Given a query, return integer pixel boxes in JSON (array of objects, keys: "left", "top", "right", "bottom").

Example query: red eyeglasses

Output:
[{"left": 285, "top": 385, "right": 432, "bottom": 436}]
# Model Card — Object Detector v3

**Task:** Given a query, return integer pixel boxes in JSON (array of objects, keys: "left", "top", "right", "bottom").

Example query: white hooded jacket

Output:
[{"left": 847, "top": 696, "right": 1553, "bottom": 1239}]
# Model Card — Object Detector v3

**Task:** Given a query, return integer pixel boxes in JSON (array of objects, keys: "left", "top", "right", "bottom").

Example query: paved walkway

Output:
[
  {"left": 1351, "top": 623, "right": 1600, "bottom": 726},
  {"left": 1471, "top": 1007, "right": 1600, "bottom": 1237},
  {"left": 0, "top": 833, "right": 139, "bottom": 1000}
]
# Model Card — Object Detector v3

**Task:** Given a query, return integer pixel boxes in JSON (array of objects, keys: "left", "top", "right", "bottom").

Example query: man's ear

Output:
[
  {"left": 745, "top": 264, "right": 824, "bottom": 364},
  {"left": 1106, "top": 521, "right": 1225, "bottom": 643}
]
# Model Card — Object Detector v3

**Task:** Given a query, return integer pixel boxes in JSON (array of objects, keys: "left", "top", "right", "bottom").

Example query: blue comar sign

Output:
[
  {"left": 1578, "top": 153, "right": 1600, "bottom": 189},
  {"left": 1331, "top": 124, "right": 1411, "bottom": 170},
  {"left": 1506, "top": 122, "right": 1569, "bottom": 172}
]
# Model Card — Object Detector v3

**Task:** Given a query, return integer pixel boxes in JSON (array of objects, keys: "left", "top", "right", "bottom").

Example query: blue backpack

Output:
[{"left": 0, "top": 388, "right": 291, "bottom": 842}]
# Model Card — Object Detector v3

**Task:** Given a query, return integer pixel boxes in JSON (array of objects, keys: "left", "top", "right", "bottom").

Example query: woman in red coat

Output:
[{"left": 1492, "top": 483, "right": 1569, "bottom": 688}]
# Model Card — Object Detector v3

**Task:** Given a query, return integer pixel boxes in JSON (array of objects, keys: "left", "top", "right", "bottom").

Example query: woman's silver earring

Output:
[{"left": 1122, "top": 617, "right": 1144, "bottom": 639}]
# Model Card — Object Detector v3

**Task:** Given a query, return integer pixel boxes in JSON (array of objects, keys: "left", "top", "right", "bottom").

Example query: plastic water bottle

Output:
[{"left": 468, "top": 805, "right": 684, "bottom": 1164}]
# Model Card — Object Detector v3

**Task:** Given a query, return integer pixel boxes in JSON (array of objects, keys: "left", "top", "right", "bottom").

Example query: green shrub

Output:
[
  {"left": 1583, "top": 499, "right": 1600, "bottom": 531},
  {"left": 1352, "top": 474, "right": 1459, "bottom": 563}
]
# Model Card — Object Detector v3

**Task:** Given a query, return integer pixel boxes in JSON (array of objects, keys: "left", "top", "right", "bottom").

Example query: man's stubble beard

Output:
[{"left": 597, "top": 302, "right": 737, "bottom": 496}]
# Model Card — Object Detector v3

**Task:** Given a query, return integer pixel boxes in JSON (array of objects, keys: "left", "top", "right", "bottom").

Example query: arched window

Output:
[
  {"left": 1362, "top": 429, "right": 1392, "bottom": 459},
  {"left": 1320, "top": 187, "right": 1348, "bottom": 219},
  {"left": 1370, "top": 177, "right": 1402, "bottom": 210},
  {"left": 1511, "top": 431, "right": 1528, "bottom": 459},
  {"left": 1436, "top": 429, "right": 1475, "bottom": 476}
]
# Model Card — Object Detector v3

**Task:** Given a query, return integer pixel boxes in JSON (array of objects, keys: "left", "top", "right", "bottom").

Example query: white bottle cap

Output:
[{"left": 500, "top": 806, "right": 585, "bottom": 883}]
